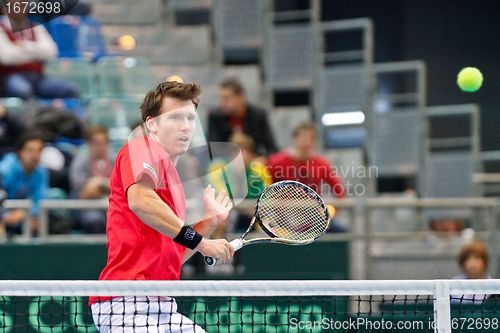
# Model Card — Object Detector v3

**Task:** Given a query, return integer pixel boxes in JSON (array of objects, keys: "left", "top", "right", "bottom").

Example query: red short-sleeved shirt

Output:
[
  {"left": 268, "top": 150, "right": 346, "bottom": 198},
  {"left": 89, "top": 136, "right": 186, "bottom": 304}
]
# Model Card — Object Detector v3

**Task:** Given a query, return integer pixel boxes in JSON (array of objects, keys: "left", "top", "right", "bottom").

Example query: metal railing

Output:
[
  {"left": 363, "top": 197, "right": 499, "bottom": 279},
  {"left": 2, "top": 197, "right": 498, "bottom": 279}
]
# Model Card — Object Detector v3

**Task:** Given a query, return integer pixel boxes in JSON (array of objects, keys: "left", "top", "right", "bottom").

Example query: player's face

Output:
[
  {"left": 18, "top": 139, "right": 44, "bottom": 173},
  {"left": 148, "top": 97, "right": 196, "bottom": 159}
]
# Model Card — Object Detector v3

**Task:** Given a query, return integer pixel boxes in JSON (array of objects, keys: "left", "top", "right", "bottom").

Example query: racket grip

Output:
[{"left": 204, "top": 239, "right": 244, "bottom": 266}]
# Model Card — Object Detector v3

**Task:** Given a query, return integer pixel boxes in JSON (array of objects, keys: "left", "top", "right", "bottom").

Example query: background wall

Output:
[
  {"left": 324, "top": 0, "right": 500, "bottom": 150},
  {"left": 0, "top": 242, "right": 349, "bottom": 280}
]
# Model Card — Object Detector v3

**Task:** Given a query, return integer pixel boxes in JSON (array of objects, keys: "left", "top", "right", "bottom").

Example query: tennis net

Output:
[{"left": 0, "top": 280, "right": 499, "bottom": 332}]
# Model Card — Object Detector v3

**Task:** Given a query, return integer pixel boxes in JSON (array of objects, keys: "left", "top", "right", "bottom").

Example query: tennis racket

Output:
[{"left": 204, "top": 180, "right": 331, "bottom": 266}]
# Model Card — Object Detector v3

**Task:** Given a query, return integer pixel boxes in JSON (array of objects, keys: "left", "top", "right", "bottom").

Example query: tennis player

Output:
[{"left": 89, "top": 81, "right": 235, "bottom": 332}]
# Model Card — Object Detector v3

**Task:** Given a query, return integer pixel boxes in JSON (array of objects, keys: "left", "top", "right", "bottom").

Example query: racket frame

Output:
[{"left": 204, "top": 180, "right": 331, "bottom": 266}]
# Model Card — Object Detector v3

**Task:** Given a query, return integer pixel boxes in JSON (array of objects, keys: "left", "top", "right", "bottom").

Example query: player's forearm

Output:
[
  {"left": 192, "top": 216, "right": 221, "bottom": 237},
  {"left": 128, "top": 185, "right": 184, "bottom": 238}
]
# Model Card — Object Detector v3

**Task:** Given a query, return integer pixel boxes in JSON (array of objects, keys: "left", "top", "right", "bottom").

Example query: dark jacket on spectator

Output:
[{"left": 208, "top": 104, "right": 277, "bottom": 156}]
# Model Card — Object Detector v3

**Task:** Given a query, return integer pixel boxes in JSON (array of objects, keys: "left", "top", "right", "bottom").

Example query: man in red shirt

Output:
[
  {"left": 268, "top": 122, "right": 345, "bottom": 198},
  {"left": 90, "top": 82, "right": 234, "bottom": 332}
]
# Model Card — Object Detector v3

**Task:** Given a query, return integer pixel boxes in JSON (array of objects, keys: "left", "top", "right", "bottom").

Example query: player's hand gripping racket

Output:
[{"left": 204, "top": 180, "right": 331, "bottom": 266}]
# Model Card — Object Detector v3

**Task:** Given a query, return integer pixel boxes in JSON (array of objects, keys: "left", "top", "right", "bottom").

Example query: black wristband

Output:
[{"left": 173, "top": 226, "right": 203, "bottom": 250}]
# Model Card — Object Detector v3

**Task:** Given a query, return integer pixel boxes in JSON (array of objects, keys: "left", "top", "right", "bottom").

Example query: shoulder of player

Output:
[
  {"left": 127, "top": 136, "right": 174, "bottom": 168},
  {"left": 114, "top": 142, "right": 130, "bottom": 160}
]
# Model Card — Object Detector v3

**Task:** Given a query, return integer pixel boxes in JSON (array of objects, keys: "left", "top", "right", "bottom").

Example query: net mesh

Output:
[
  {"left": 0, "top": 295, "right": 438, "bottom": 332},
  {"left": 257, "top": 182, "right": 328, "bottom": 241},
  {"left": 3, "top": 295, "right": 500, "bottom": 332},
  {"left": 0, "top": 280, "right": 499, "bottom": 332}
]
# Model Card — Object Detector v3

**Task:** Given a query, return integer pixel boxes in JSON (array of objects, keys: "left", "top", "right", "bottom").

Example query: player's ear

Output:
[{"left": 144, "top": 116, "right": 157, "bottom": 134}]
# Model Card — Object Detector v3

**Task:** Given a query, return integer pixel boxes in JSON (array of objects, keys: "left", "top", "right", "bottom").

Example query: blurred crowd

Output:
[
  {"left": 0, "top": 0, "right": 349, "bottom": 239},
  {"left": 0, "top": 75, "right": 347, "bottom": 239}
]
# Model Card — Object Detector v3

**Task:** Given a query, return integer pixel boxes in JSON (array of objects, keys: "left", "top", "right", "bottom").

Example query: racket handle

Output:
[{"left": 204, "top": 239, "right": 244, "bottom": 266}]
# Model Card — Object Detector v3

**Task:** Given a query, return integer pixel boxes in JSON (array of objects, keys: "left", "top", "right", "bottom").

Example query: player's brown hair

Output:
[
  {"left": 220, "top": 77, "right": 245, "bottom": 96},
  {"left": 292, "top": 122, "right": 316, "bottom": 138},
  {"left": 85, "top": 125, "right": 108, "bottom": 142},
  {"left": 458, "top": 241, "right": 489, "bottom": 269},
  {"left": 140, "top": 81, "right": 201, "bottom": 121}
]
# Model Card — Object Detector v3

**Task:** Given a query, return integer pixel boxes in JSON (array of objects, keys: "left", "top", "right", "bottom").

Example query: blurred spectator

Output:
[
  {"left": 209, "top": 133, "right": 271, "bottom": 201},
  {"left": 230, "top": 133, "right": 272, "bottom": 198},
  {"left": 32, "top": 104, "right": 85, "bottom": 141},
  {"left": 268, "top": 122, "right": 345, "bottom": 198},
  {"left": 430, "top": 217, "right": 465, "bottom": 235},
  {"left": 208, "top": 133, "right": 271, "bottom": 232},
  {"left": 0, "top": 0, "right": 79, "bottom": 100},
  {"left": 0, "top": 101, "right": 25, "bottom": 157},
  {"left": 40, "top": 144, "right": 70, "bottom": 192},
  {"left": 0, "top": 132, "right": 47, "bottom": 237},
  {"left": 30, "top": 103, "right": 86, "bottom": 194},
  {"left": 204, "top": 133, "right": 272, "bottom": 274},
  {"left": 452, "top": 241, "right": 492, "bottom": 303},
  {"left": 208, "top": 78, "right": 277, "bottom": 156},
  {"left": 70, "top": 126, "right": 114, "bottom": 233}
]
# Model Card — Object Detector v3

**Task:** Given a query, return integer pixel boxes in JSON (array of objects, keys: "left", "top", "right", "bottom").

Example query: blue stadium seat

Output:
[
  {"left": 79, "top": 16, "right": 107, "bottom": 61},
  {"left": 48, "top": 16, "right": 106, "bottom": 61},
  {"left": 48, "top": 16, "right": 80, "bottom": 58}
]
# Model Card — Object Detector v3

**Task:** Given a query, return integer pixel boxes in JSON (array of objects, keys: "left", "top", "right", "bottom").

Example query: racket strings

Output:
[{"left": 257, "top": 184, "right": 328, "bottom": 241}]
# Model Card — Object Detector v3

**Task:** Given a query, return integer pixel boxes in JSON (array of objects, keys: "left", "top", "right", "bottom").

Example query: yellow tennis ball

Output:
[
  {"left": 118, "top": 35, "right": 136, "bottom": 51},
  {"left": 327, "top": 204, "right": 336, "bottom": 219},
  {"left": 457, "top": 67, "right": 483, "bottom": 92},
  {"left": 166, "top": 75, "right": 184, "bottom": 83}
]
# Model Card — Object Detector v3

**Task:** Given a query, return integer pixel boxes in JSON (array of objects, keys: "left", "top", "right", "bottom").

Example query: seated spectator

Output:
[
  {"left": 0, "top": 101, "right": 25, "bottom": 158},
  {"left": 209, "top": 133, "right": 271, "bottom": 201},
  {"left": 231, "top": 133, "right": 272, "bottom": 198},
  {"left": 268, "top": 122, "right": 346, "bottom": 232},
  {"left": 69, "top": 126, "right": 114, "bottom": 233},
  {"left": 430, "top": 217, "right": 465, "bottom": 235},
  {"left": 208, "top": 78, "right": 277, "bottom": 157},
  {"left": 0, "top": 132, "right": 47, "bottom": 237},
  {"left": 268, "top": 122, "right": 345, "bottom": 198},
  {"left": 0, "top": 0, "right": 79, "bottom": 100},
  {"left": 208, "top": 133, "right": 271, "bottom": 233},
  {"left": 31, "top": 103, "right": 86, "bottom": 195},
  {"left": 452, "top": 241, "right": 492, "bottom": 303},
  {"left": 204, "top": 133, "right": 272, "bottom": 274}
]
